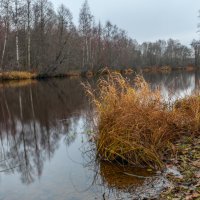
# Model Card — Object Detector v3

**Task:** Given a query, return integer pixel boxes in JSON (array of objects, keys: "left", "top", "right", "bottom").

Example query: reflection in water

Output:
[
  {"left": 143, "top": 71, "right": 200, "bottom": 100},
  {"left": 0, "top": 79, "right": 87, "bottom": 185},
  {"left": 99, "top": 161, "right": 154, "bottom": 189},
  {"left": 0, "top": 71, "right": 199, "bottom": 200}
]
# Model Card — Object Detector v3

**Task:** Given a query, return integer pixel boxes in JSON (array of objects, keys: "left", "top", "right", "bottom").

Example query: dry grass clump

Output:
[
  {"left": 0, "top": 71, "right": 37, "bottom": 80},
  {"left": 174, "top": 95, "right": 200, "bottom": 133},
  {"left": 85, "top": 72, "right": 200, "bottom": 169},
  {"left": 124, "top": 68, "right": 134, "bottom": 75}
]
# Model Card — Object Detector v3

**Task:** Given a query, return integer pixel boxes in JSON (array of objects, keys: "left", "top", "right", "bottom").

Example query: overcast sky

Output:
[{"left": 51, "top": 0, "right": 200, "bottom": 46}]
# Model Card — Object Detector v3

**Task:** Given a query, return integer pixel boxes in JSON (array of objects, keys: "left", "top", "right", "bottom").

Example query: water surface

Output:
[{"left": 0, "top": 71, "right": 199, "bottom": 200}]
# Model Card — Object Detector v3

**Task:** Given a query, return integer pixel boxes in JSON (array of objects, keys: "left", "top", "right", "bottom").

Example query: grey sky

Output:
[{"left": 52, "top": 0, "right": 200, "bottom": 46}]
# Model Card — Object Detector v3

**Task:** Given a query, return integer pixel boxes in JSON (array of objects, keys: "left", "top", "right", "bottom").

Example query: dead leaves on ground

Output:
[{"left": 161, "top": 136, "right": 200, "bottom": 200}]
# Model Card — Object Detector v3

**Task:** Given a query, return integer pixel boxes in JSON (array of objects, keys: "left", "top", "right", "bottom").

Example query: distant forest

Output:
[{"left": 0, "top": 0, "right": 200, "bottom": 74}]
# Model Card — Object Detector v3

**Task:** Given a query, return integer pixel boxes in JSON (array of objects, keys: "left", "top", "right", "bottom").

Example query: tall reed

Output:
[{"left": 84, "top": 72, "right": 200, "bottom": 169}]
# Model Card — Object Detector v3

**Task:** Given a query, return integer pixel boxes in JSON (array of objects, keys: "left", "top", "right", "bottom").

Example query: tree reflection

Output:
[
  {"left": 0, "top": 78, "right": 87, "bottom": 184},
  {"left": 143, "top": 71, "right": 197, "bottom": 100},
  {"left": 0, "top": 72, "right": 199, "bottom": 186}
]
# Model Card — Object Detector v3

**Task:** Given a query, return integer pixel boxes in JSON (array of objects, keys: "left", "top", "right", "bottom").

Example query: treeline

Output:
[{"left": 0, "top": 0, "right": 200, "bottom": 74}]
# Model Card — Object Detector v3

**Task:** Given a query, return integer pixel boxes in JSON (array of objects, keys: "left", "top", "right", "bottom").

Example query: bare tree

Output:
[
  {"left": 26, "top": 0, "right": 31, "bottom": 69},
  {"left": 0, "top": 0, "right": 196, "bottom": 73},
  {"left": 79, "top": 0, "right": 93, "bottom": 70},
  {"left": 12, "top": 0, "right": 21, "bottom": 68},
  {"left": 191, "top": 40, "right": 200, "bottom": 67},
  {"left": 0, "top": 0, "right": 11, "bottom": 70}
]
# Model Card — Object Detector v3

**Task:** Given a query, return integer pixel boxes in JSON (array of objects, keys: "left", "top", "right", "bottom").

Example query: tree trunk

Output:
[
  {"left": 15, "top": 0, "right": 20, "bottom": 68},
  {"left": 1, "top": 21, "right": 8, "bottom": 70},
  {"left": 27, "top": 0, "right": 31, "bottom": 70},
  {"left": 82, "top": 45, "right": 85, "bottom": 68},
  {"left": 16, "top": 33, "right": 20, "bottom": 68},
  {"left": 85, "top": 36, "right": 89, "bottom": 68}
]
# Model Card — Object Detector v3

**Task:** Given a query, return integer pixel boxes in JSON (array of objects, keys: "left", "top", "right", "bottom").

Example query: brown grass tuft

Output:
[
  {"left": 85, "top": 72, "right": 200, "bottom": 169},
  {"left": 174, "top": 95, "right": 200, "bottom": 133}
]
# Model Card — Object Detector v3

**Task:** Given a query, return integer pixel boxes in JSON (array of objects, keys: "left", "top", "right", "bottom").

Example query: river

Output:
[{"left": 0, "top": 70, "right": 198, "bottom": 200}]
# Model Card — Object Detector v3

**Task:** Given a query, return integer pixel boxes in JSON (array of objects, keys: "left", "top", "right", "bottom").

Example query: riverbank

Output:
[
  {"left": 0, "top": 65, "right": 198, "bottom": 81},
  {"left": 85, "top": 72, "right": 200, "bottom": 168},
  {"left": 85, "top": 72, "right": 200, "bottom": 198},
  {"left": 141, "top": 65, "right": 196, "bottom": 73},
  {"left": 161, "top": 135, "right": 200, "bottom": 200},
  {"left": 0, "top": 70, "right": 82, "bottom": 81},
  {"left": 0, "top": 71, "right": 37, "bottom": 80}
]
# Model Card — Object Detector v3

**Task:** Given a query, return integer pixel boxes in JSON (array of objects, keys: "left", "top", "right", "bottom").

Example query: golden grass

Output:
[
  {"left": 84, "top": 72, "right": 200, "bottom": 169},
  {"left": 0, "top": 71, "right": 37, "bottom": 80},
  {"left": 174, "top": 95, "right": 200, "bottom": 133},
  {"left": 124, "top": 68, "right": 134, "bottom": 75}
]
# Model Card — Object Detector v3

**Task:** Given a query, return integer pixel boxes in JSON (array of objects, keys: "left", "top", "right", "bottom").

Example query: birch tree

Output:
[
  {"left": 79, "top": 0, "right": 93, "bottom": 70},
  {"left": 0, "top": 0, "right": 11, "bottom": 70},
  {"left": 12, "top": 0, "right": 20, "bottom": 68},
  {"left": 26, "top": 0, "right": 31, "bottom": 69}
]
